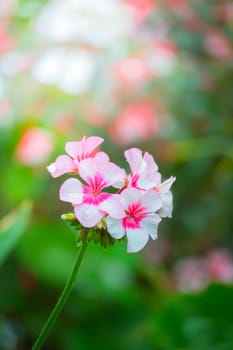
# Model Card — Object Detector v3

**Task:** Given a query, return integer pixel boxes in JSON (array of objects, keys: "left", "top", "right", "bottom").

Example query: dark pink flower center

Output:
[
  {"left": 83, "top": 173, "right": 110, "bottom": 205},
  {"left": 122, "top": 202, "right": 146, "bottom": 229}
]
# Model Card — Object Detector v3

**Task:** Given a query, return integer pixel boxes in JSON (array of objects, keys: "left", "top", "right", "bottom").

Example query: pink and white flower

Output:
[
  {"left": 154, "top": 176, "right": 176, "bottom": 218},
  {"left": 47, "top": 136, "right": 104, "bottom": 177},
  {"left": 59, "top": 156, "right": 125, "bottom": 227},
  {"left": 102, "top": 187, "right": 162, "bottom": 253},
  {"left": 124, "top": 147, "right": 161, "bottom": 190}
]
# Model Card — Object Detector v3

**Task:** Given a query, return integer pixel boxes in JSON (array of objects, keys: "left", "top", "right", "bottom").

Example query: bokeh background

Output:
[{"left": 1, "top": 0, "right": 233, "bottom": 349}]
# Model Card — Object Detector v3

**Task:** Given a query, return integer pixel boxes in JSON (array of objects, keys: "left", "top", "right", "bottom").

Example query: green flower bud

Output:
[{"left": 93, "top": 229, "right": 101, "bottom": 244}]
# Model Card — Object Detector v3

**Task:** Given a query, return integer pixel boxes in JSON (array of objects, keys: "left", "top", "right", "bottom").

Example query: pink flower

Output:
[
  {"left": 154, "top": 176, "right": 176, "bottom": 218},
  {"left": 110, "top": 101, "right": 159, "bottom": 146},
  {"left": 125, "top": 148, "right": 161, "bottom": 190},
  {"left": 205, "top": 31, "right": 232, "bottom": 61},
  {"left": 206, "top": 250, "right": 233, "bottom": 283},
  {"left": 47, "top": 136, "right": 104, "bottom": 178},
  {"left": 124, "top": 0, "right": 155, "bottom": 23},
  {"left": 112, "top": 56, "right": 151, "bottom": 87},
  {"left": 59, "top": 156, "right": 125, "bottom": 228},
  {"left": 15, "top": 127, "right": 53, "bottom": 166},
  {"left": 102, "top": 187, "right": 162, "bottom": 253}
]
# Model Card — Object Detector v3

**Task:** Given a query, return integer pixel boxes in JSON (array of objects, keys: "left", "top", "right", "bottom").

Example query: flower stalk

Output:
[{"left": 32, "top": 237, "right": 88, "bottom": 350}]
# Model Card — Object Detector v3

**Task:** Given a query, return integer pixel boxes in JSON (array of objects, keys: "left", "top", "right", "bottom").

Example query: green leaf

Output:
[{"left": 0, "top": 200, "right": 32, "bottom": 265}]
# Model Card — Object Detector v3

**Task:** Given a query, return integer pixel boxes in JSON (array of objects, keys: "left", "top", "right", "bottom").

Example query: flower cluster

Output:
[{"left": 48, "top": 136, "right": 175, "bottom": 253}]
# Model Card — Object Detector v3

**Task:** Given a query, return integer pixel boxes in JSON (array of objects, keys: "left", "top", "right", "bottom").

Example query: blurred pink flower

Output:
[
  {"left": 0, "top": 26, "right": 14, "bottom": 53},
  {"left": 174, "top": 257, "right": 208, "bottom": 292},
  {"left": 147, "top": 40, "right": 177, "bottom": 76},
  {"left": 167, "top": 0, "right": 191, "bottom": 17},
  {"left": 124, "top": 0, "right": 155, "bottom": 22},
  {"left": 102, "top": 187, "right": 161, "bottom": 252},
  {"left": 47, "top": 136, "right": 104, "bottom": 178},
  {"left": 206, "top": 250, "right": 233, "bottom": 283},
  {"left": 15, "top": 127, "right": 54, "bottom": 166},
  {"left": 60, "top": 156, "right": 126, "bottom": 227},
  {"left": 112, "top": 56, "right": 151, "bottom": 87},
  {"left": 110, "top": 101, "right": 159, "bottom": 145},
  {"left": 205, "top": 31, "right": 232, "bottom": 61}
]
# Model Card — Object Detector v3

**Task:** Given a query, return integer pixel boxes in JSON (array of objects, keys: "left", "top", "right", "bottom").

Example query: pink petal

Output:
[
  {"left": 124, "top": 148, "right": 144, "bottom": 173},
  {"left": 74, "top": 204, "right": 104, "bottom": 227},
  {"left": 100, "top": 162, "right": 126, "bottom": 188},
  {"left": 79, "top": 158, "right": 97, "bottom": 183},
  {"left": 94, "top": 152, "right": 110, "bottom": 165},
  {"left": 83, "top": 136, "right": 104, "bottom": 155},
  {"left": 59, "top": 178, "right": 83, "bottom": 204},
  {"left": 126, "top": 228, "right": 149, "bottom": 253},
  {"left": 159, "top": 192, "right": 173, "bottom": 218},
  {"left": 47, "top": 155, "right": 77, "bottom": 178},
  {"left": 120, "top": 187, "right": 142, "bottom": 208},
  {"left": 156, "top": 176, "right": 176, "bottom": 193},
  {"left": 106, "top": 217, "right": 125, "bottom": 239},
  {"left": 140, "top": 190, "right": 162, "bottom": 212},
  {"left": 137, "top": 152, "right": 162, "bottom": 189},
  {"left": 100, "top": 195, "right": 125, "bottom": 218},
  {"left": 65, "top": 136, "right": 103, "bottom": 159},
  {"left": 140, "top": 214, "right": 161, "bottom": 240}
]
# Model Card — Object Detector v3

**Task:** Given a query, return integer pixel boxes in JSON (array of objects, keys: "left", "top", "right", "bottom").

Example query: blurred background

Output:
[{"left": 0, "top": 0, "right": 233, "bottom": 349}]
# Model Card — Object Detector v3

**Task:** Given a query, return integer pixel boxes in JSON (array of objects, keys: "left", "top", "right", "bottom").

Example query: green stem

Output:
[{"left": 32, "top": 240, "right": 88, "bottom": 350}]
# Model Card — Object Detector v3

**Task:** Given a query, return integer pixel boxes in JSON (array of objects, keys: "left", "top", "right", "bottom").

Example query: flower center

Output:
[{"left": 123, "top": 202, "right": 146, "bottom": 229}]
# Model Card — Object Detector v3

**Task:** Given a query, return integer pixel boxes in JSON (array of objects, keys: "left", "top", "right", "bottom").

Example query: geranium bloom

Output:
[
  {"left": 102, "top": 187, "right": 162, "bottom": 253},
  {"left": 125, "top": 147, "right": 161, "bottom": 190},
  {"left": 60, "top": 156, "right": 125, "bottom": 227},
  {"left": 47, "top": 136, "right": 104, "bottom": 178}
]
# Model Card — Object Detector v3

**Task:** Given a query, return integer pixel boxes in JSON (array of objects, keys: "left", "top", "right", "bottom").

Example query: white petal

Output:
[
  {"left": 126, "top": 228, "right": 149, "bottom": 253},
  {"left": 140, "top": 190, "right": 162, "bottom": 212},
  {"left": 100, "top": 162, "right": 126, "bottom": 187},
  {"left": 124, "top": 148, "right": 143, "bottom": 173},
  {"left": 94, "top": 152, "right": 110, "bottom": 165},
  {"left": 79, "top": 158, "right": 97, "bottom": 183},
  {"left": 59, "top": 178, "right": 83, "bottom": 204},
  {"left": 157, "top": 176, "right": 176, "bottom": 193},
  {"left": 106, "top": 217, "right": 125, "bottom": 239},
  {"left": 159, "top": 192, "right": 173, "bottom": 218},
  {"left": 140, "top": 214, "right": 161, "bottom": 240},
  {"left": 99, "top": 195, "right": 125, "bottom": 218},
  {"left": 74, "top": 204, "right": 104, "bottom": 227},
  {"left": 120, "top": 187, "right": 142, "bottom": 208}
]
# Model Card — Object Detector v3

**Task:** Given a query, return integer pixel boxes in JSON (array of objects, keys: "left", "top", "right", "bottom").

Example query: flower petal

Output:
[
  {"left": 156, "top": 176, "right": 176, "bottom": 193},
  {"left": 140, "top": 190, "right": 162, "bottom": 212},
  {"left": 124, "top": 148, "right": 144, "bottom": 174},
  {"left": 74, "top": 204, "right": 104, "bottom": 227},
  {"left": 159, "top": 192, "right": 173, "bottom": 218},
  {"left": 100, "top": 162, "right": 126, "bottom": 188},
  {"left": 59, "top": 178, "right": 83, "bottom": 204},
  {"left": 65, "top": 136, "right": 103, "bottom": 159},
  {"left": 140, "top": 214, "right": 161, "bottom": 240},
  {"left": 94, "top": 151, "right": 110, "bottom": 165},
  {"left": 120, "top": 187, "right": 142, "bottom": 208},
  {"left": 126, "top": 228, "right": 149, "bottom": 253},
  {"left": 47, "top": 155, "right": 77, "bottom": 177},
  {"left": 106, "top": 217, "right": 125, "bottom": 239},
  {"left": 100, "top": 195, "right": 125, "bottom": 218},
  {"left": 137, "top": 152, "right": 161, "bottom": 189},
  {"left": 79, "top": 158, "right": 97, "bottom": 183}
]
